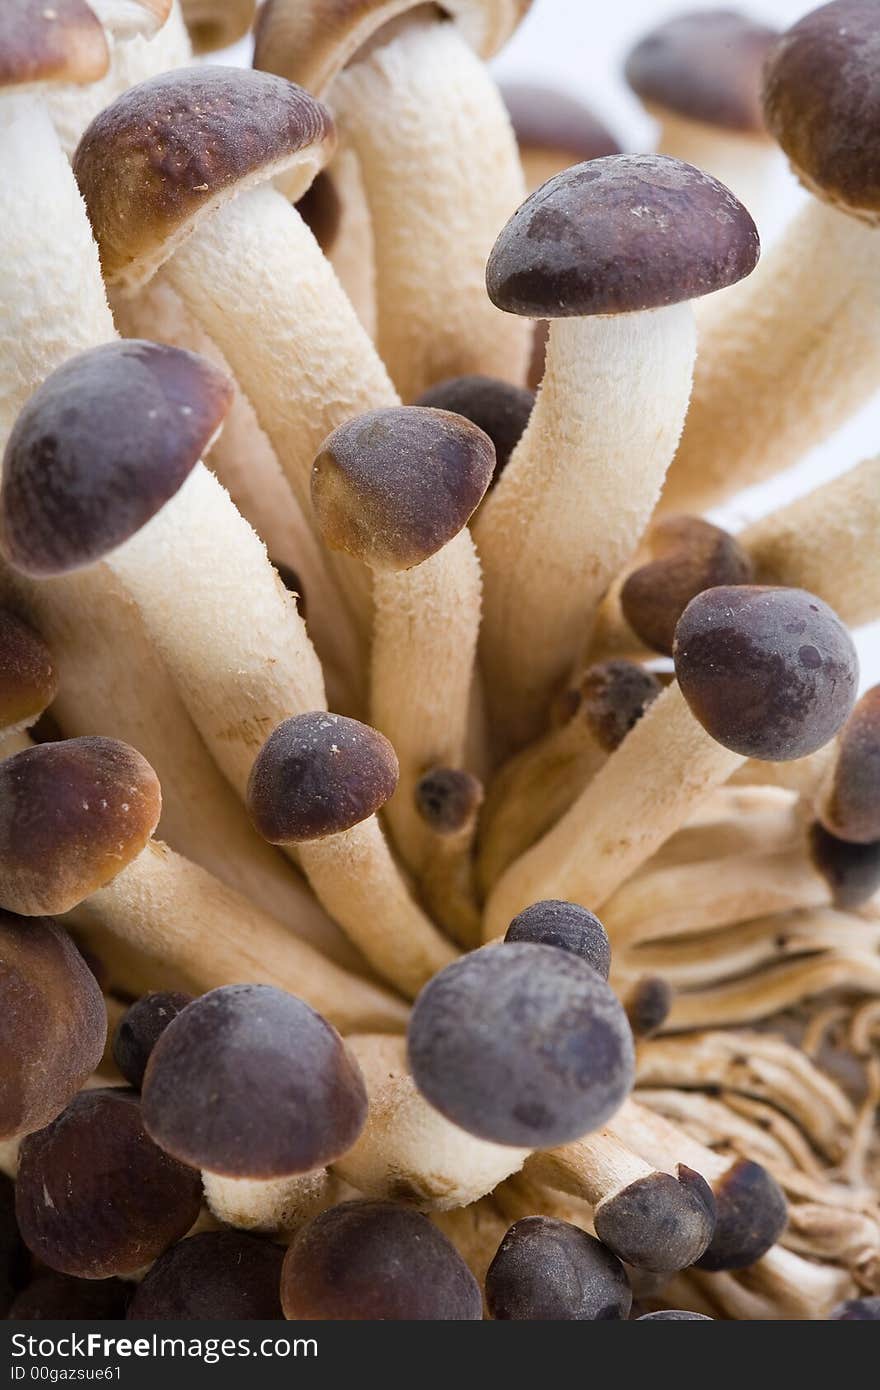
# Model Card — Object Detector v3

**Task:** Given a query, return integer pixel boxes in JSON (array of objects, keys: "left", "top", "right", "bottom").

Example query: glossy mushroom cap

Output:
[
  {"left": 594, "top": 1164, "right": 716, "bottom": 1274},
  {"left": 621, "top": 517, "right": 754, "bottom": 656},
  {"left": 254, "top": 0, "right": 532, "bottom": 96},
  {"left": 808, "top": 823, "right": 880, "bottom": 911},
  {"left": 486, "top": 1217, "right": 632, "bottom": 1320},
  {"left": 112, "top": 992, "right": 194, "bottom": 1090},
  {"left": 128, "top": 1231, "right": 284, "bottom": 1320},
  {"left": 501, "top": 84, "right": 622, "bottom": 162},
  {"left": 625, "top": 10, "right": 777, "bottom": 133},
  {"left": 555, "top": 660, "right": 663, "bottom": 746},
  {"left": 763, "top": 1, "right": 880, "bottom": 222},
  {"left": 415, "top": 376, "right": 534, "bottom": 482},
  {"left": 312, "top": 408, "right": 495, "bottom": 571},
  {"left": 415, "top": 767, "right": 483, "bottom": 835},
  {"left": 9, "top": 1272, "right": 132, "bottom": 1320},
  {"left": 0, "top": 610, "right": 57, "bottom": 736},
  {"left": 181, "top": 0, "right": 256, "bottom": 54},
  {"left": 15, "top": 1089, "right": 203, "bottom": 1279},
  {"left": 505, "top": 901, "right": 611, "bottom": 980},
  {"left": 407, "top": 942, "right": 635, "bottom": 1147},
  {"left": 280, "top": 1200, "right": 483, "bottom": 1320},
  {"left": 0, "top": 0, "right": 108, "bottom": 91},
  {"left": 829, "top": 1297, "right": 880, "bottom": 1320},
  {"left": 73, "top": 67, "right": 335, "bottom": 290},
  {"left": 486, "top": 155, "right": 760, "bottom": 319},
  {"left": 141, "top": 985, "right": 368, "bottom": 1178},
  {"left": 0, "top": 341, "right": 233, "bottom": 578},
  {"left": 0, "top": 738, "right": 161, "bottom": 916},
  {"left": 695, "top": 1158, "right": 788, "bottom": 1271},
  {"left": 819, "top": 687, "right": 880, "bottom": 843},
  {"left": 247, "top": 713, "right": 398, "bottom": 844},
  {"left": 638, "top": 1309, "right": 713, "bottom": 1320},
  {"left": 0, "top": 911, "right": 106, "bottom": 1139},
  {"left": 674, "top": 586, "right": 859, "bottom": 761},
  {"left": 0, "top": 1175, "right": 27, "bottom": 1317}
]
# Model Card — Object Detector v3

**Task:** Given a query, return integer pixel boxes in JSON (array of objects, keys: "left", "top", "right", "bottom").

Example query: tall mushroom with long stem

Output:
[{"left": 474, "top": 155, "right": 759, "bottom": 752}]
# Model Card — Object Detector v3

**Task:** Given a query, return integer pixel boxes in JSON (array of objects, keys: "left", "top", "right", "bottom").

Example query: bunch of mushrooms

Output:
[{"left": 0, "top": 0, "right": 877, "bottom": 1324}]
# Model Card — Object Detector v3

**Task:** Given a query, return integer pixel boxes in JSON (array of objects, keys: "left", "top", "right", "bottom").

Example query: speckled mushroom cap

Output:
[
  {"left": 141, "top": 985, "right": 368, "bottom": 1178},
  {"left": 312, "top": 408, "right": 495, "bottom": 571},
  {"left": 72, "top": 67, "right": 336, "bottom": 290},
  {"left": 415, "top": 376, "right": 535, "bottom": 482},
  {"left": 0, "top": 341, "right": 232, "bottom": 578},
  {"left": 818, "top": 686, "right": 880, "bottom": 843},
  {"left": 15, "top": 1088, "right": 203, "bottom": 1279},
  {"left": 0, "top": 610, "right": 57, "bottom": 735},
  {"left": 593, "top": 1164, "right": 716, "bottom": 1274},
  {"left": 486, "top": 155, "right": 760, "bottom": 318},
  {"left": 625, "top": 10, "right": 778, "bottom": 133},
  {"left": 0, "top": 0, "right": 108, "bottom": 91},
  {"left": 254, "top": 0, "right": 532, "bottom": 96},
  {"left": 280, "top": 1200, "right": 483, "bottom": 1320},
  {"left": 486, "top": 1217, "right": 632, "bottom": 1320},
  {"left": 763, "top": 0, "right": 880, "bottom": 222},
  {"left": 128, "top": 1230, "right": 285, "bottom": 1320},
  {"left": 0, "top": 738, "right": 161, "bottom": 916},
  {"left": 674, "top": 586, "right": 859, "bottom": 761},
  {"left": 505, "top": 901, "right": 611, "bottom": 980},
  {"left": 407, "top": 942, "right": 635, "bottom": 1147},
  {"left": 501, "top": 83, "right": 622, "bottom": 162},
  {"left": 247, "top": 712, "right": 399, "bottom": 844},
  {"left": 0, "top": 911, "right": 106, "bottom": 1139}
]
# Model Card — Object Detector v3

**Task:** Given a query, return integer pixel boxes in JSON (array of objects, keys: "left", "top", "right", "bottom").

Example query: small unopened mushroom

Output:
[
  {"left": 128, "top": 1230, "right": 284, "bottom": 1319},
  {"left": 414, "top": 767, "right": 484, "bottom": 949},
  {"left": 504, "top": 901, "right": 611, "bottom": 980},
  {"left": 0, "top": 909, "right": 106, "bottom": 1140},
  {"left": 475, "top": 155, "right": 759, "bottom": 750},
  {"left": 484, "top": 586, "right": 858, "bottom": 935},
  {"left": 179, "top": 0, "right": 254, "bottom": 52},
  {"left": 415, "top": 375, "right": 535, "bottom": 489},
  {"left": 112, "top": 991, "right": 193, "bottom": 1089},
  {"left": 485, "top": 1216, "right": 632, "bottom": 1320},
  {"left": 255, "top": 0, "right": 532, "bottom": 401},
  {"left": 501, "top": 82, "right": 622, "bottom": 193},
  {"left": 8, "top": 1272, "right": 132, "bottom": 1321},
  {"left": 660, "top": 0, "right": 880, "bottom": 515},
  {"left": 281, "top": 1200, "right": 483, "bottom": 1321},
  {"left": 0, "top": 609, "right": 57, "bottom": 750}
]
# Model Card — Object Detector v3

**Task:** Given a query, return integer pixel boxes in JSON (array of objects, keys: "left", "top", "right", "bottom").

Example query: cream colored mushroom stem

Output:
[
  {"left": 201, "top": 1168, "right": 344, "bottom": 1237},
  {"left": 331, "top": 15, "right": 530, "bottom": 400},
  {"left": 664, "top": 952, "right": 880, "bottom": 1032},
  {"left": 667, "top": 1245, "right": 853, "bottom": 1321}
]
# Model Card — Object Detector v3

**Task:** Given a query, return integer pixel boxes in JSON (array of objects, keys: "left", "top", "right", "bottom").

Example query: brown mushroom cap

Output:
[
  {"left": 625, "top": 10, "right": 778, "bottom": 134},
  {"left": 486, "top": 155, "right": 760, "bottom": 318},
  {"left": 141, "top": 985, "right": 368, "bottom": 1178},
  {"left": 9, "top": 1272, "right": 132, "bottom": 1320},
  {"left": 414, "top": 376, "right": 535, "bottom": 483},
  {"left": 819, "top": 686, "right": 880, "bottom": 843},
  {"left": 694, "top": 1158, "right": 788, "bottom": 1271},
  {"left": 0, "top": 738, "right": 161, "bottom": 916},
  {"left": 0, "top": 610, "right": 58, "bottom": 734},
  {"left": 557, "top": 660, "right": 663, "bottom": 748},
  {"left": 112, "top": 991, "right": 194, "bottom": 1090},
  {"left": 621, "top": 517, "right": 754, "bottom": 656},
  {"left": 312, "top": 408, "right": 495, "bottom": 572},
  {"left": 486, "top": 1216, "right": 632, "bottom": 1320},
  {"left": 0, "top": 910, "right": 106, "bottom": 1140},
  {"left": 15, "top": 1088, "right": 203, "bottom": 1279},
  {"left": 127, "top": 1230, "right": 284, "bottom": 1319},
  {"left": 73, "top": 67, "right": 335, "bottom": 290},
  {"left": 501, "top": 83, "right": 622, "bottom": 162},
  {"left": 0, "top": 341, "right": 233, "bottom": 578},
  {"left": 808, "top": 823, "right": 880, "bottom": 911},
  {"left": 180, "top": 0, "right": 256, "bottom": 55},
  {"left": 414, "top": 767, "right": 483, "bottom": 835},
  {"left": 280, "top": 1200, "right": 483, "bottom": 1320},
  {"left": 674, "top": 586, "right": 859, "bottom": 761},
  {"left": 0, "top": 0, "right": 108, "bottom": 91},
  {"left": 247, "top": 712, "right": 399, "bottom": 844},
  {"left": 763, "top": 0, "right": 880, "bottom": 220}
]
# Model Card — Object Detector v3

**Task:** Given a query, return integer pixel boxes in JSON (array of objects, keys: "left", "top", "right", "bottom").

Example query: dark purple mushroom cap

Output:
[
  {"left": 112, "top": 991, "right": 194, "bottom": 1090},
  {"left": 638, "top": 1309, "right": 712, "bottom": 1320},
  {"left": 15, "top": 1088, "right": 203, "bottom": 1279},
  {"left": 0, "top": 0, "right": 108, "bottom": 90},
  {"left": 763, "top": 1, "right": 880, "bottom": 220},
  {"left": 829, "top": 1296, "right": 880, "bottom": 1320},
  {"left": 312, "top": 408, "right": 495, "bottom": 572},
  {"left": 0, "top": 910, "right": 106, "bottom": 1139},
  {"left": 625, "top": 976, "right": 673, "bottom": 1039},
  {"left": 555, "top": 660, "right": 664, "bottom": 746},
  {"left": 695, "top": 1158, "right": 788, "bottom": 1271},
  {"left": 819, "top": 686, "right": 880, "bottom": 843},
  {"left": 9, "top": 1272, "right": 131, "bottom": 1320},
  {"left": 621, "top": 517, "right": 754, "bottom": 656},
  {"left": 505, "top": 901, "right": 611, "bottom": 980},
  {"left": 280, "top": 1200, "right": 482, "bottom": 1321},
  {"left": 594, "top": 1164, "right": 716, "bottom": 1274},
  {"left": 0, "top": 1174, "right": 27, "bottom": 1316},
  {"left": 141, "top": 985, "right": 367, "bottom": 1178},
  {"left": 674, "top": 586, "right": 858, "bottom": 761},
  {"left": 502, "top": 83, "right": 622, "bottom": 161},
  {"left": 809, "top": 823, "right": 880, "bottom": 910},
  {"left": 0, "top": 738, "right": 161, "bottom": 916},
  {"left": 486, "top": 1217, "right": 632, "bottom": 1320},
  {"left": 0, "top": 610, "right": 58, "bottom": 734},
  {"left": 407, "top": 942, "right": 635, "bottom": 1148},
  {"left": 486, "top": 155, "right": 760, "bottom": 318},
  {"left": 73, "top": 67, "right": 335, "bottom": 289},
  {"left": 127, "top": 1231, "right": 285, "bottom": 1320},
  {"left": 414, "top": 767, "right": 483, "bottom": 835},
  {"left": 625, "top": 10, "right": 778, "bottom": 133},
  {"left": 415, "top": 375, "right": 534, "bottom": 482},
  {"left": 247, "top": 712, "right": 398, "bottom": 844},
  {"left": 0, "top": 341, "right": 233, "bottom": 578}
]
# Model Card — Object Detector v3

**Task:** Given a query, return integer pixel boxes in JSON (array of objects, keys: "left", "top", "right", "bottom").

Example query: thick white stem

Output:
[
  {"left": 202, "top": 1169, "right": 342, "bottom": 1236},
  {"left": 527, "top": 1129, "right": 657, "bottom": 1206}
]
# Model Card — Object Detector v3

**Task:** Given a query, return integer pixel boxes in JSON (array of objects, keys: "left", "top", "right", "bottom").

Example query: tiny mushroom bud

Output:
[
  {"left": 624, "top": 976, "right": 673, "bottom": 1039},
  {"left": 817, "top": 686, "right": 880, "bottom": 843},
  {"left": 415, "top": 376, "right": 535, "bottom": 483},
  {"left": 807, "top": 824, "right": 880, "bottom": 911},
  {"left": 9, "top": 1272, "right": 131, "bottom": 1320},
  {"left": 414, "top": 768, "right": 484, "bottom": 950},
  {"left": 127, "top": 1231, "right": 284, "bottom": 1320},
  {"left": 638, "top": 1309, "right": 713, "bottom": 1321},
  {"left": 112, "top": 992, "right": 194, "bottom": 1090},
  {"left": 0, "top": 610, "right": 58, "bottom": 741},
  {"left": 501, "top": 82, "right": 622, "bottom": 192},
  {"left": 505, "top": 901, "right": 611, "bottom": 980},
  {"left": 179, "top": 0, "right": 255, "bottom": 54},
  {"left": 280, "top": 1200, "right": 483, "bottom": 1321},
  {"left": 485, "top": 1216, "right": 632, "bottom": 1320}
]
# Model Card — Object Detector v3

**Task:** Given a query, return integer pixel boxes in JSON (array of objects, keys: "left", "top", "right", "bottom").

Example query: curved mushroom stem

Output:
[
  {"left": 331, "top": 14, "right": 529, "bottom": 400},
  {"left": 665, "top": 953, "right": 880, "bottom": 1033},
  {"left": 659, "top": 201, "right": 880, "bottom": 516},
  {"left": 729, "top": 744, "right": 838, "bottom": 800},
  {"left": 201, "top": 1168, "right": 344, "bottom": 1237},
  {"left": 666, "top": 1245, "right": 854, "bottom": 1321},
  {"left": 651, "top": 112, "right": 781, "bottom": 239},
  {"left": 306, "top": 148, "right": 377, "bottom": 338},
  {"left": 475, "top": 306, "right": 696, "bottom": 753},
  {"left": 636, "top": 1087, "right": 826, "bottom": 1179},
  {"left": 647, "top": 785, "right": 803, "bottom": 870}
]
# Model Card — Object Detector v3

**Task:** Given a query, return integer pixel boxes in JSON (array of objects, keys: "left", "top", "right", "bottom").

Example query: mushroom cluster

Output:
[{"left": 0, "top": 0, "right": 877, "bottom": 1324}]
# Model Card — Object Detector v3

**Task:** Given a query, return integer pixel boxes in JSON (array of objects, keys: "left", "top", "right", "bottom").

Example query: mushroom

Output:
[
  {"left": 415, "top": 375, "right": 535, "bottom": 490},
  {"left": 816, "top": 686, "right": 880, "bottom": 844},
  {"left": 14, "top": 1087, "right": 203, "bottom": 1278},
  {"left": 280, "top": 1200, "right": 483, "bottom": 1321},
  {"left": 659, "top": 1, "right": 880, "bottom": 516},
  {"left": 830, "top": 1297, "right": 880, "bottom": 1320},
  {"left": 254, "top": 0, "right": 532, "bottom": 401},
  {"left": 141, "top": 986, "right": 368, "bottom": 1237},
  {"left": 87, "top": 1, "right": 172, "bottom": 41},
  {"left": 504, "top": 900, "right": 611, "bottom": 980},
  {"left": 501, "top": 82, "right": 622, "bottom": 193},
  {"left": 112, "top": 991, "right": 193, "bottom": 1090},
  {"left": 474, "top": 155, "right": 759, "bottom": 751},
  {"left": 8, "top": 1272, "right": 132, "bottom": 1321},
  {"left": 0, "top": 909, "right": 106, "bottom": 1140},
  {"left": 0, "top": 609, "right": 57, "bottom": 752},
  {"left": 0, "top": 1175, "right": 26, "bottom": 1316},
  {"left": 247, "top": 713, "right": 458, "bottom": 997},
  {"left": 413, "top": 767, "right": 484, "bottom": 949},
  {"left": 638, "top": 1309, "right": 712, "bottom": 1321},
  {"left": 485, "top": 1216, "right": 632, "bottom": 1320},
  {"left": 179, "top": 0, "right": 254, "bottom": 53},
  {"left": 483, "top": 586, "right": 859, "bottom": 937},
  {"left": 0, "top": 737, "right": 409, "bottom": 1035},
  {"left": 127, "top": 1230, "right": 284, "bottom": 1319},
  {"left": 669, "top": 1242, "right": 853, "bottom": 1321}
]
